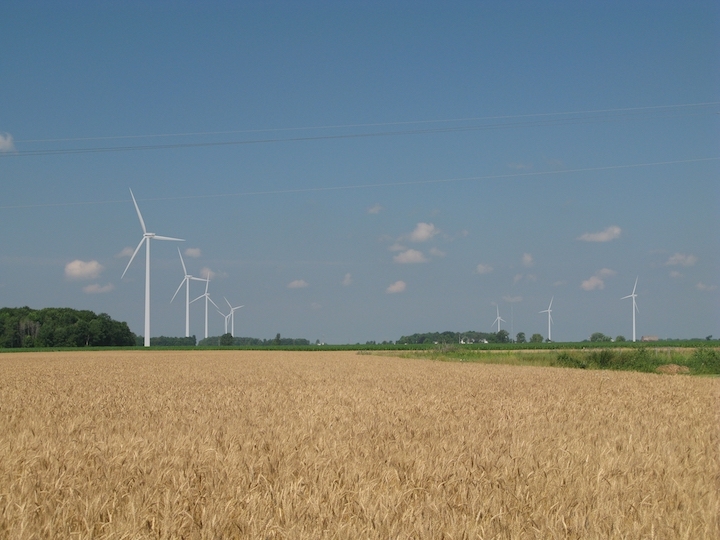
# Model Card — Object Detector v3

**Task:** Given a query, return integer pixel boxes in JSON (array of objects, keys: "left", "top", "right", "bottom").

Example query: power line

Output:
[
  {"left": 2, "top": 108, "right": 716, "bottom": 158},
  {"left": 1, "top": 156, "right": 717, "bottom": 210},
  {"left": 12, "top": 101, "right": 720, "bottom": 144}
]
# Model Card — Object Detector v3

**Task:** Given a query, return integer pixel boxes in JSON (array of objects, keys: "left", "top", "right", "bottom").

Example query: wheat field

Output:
[{"left": 0, "top": 350, "right": 717, "bottom": 539}]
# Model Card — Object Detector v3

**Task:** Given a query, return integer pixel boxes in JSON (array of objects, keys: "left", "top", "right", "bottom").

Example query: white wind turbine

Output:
[
  {"left": 540, "top": 296, "right": 554, "bottom": 342},
  {"left": 216, "top": 307, "right": 231, "bottom": 335},
  {"left": 492, "top": 305, "right": 506, "bottom": 333},
  {"left": 622, "top": 277, "right": 639, "bottom": 342},
  {"left": 191, "top": 277, "right": 219, "bottom": 339},
  {"left": 121, "top": 189, "right": 184, "bottom": 347},
  {"left": 224, "top": 297, "right": 244, "bottom": 337},
  {"left": 170, "top": 247, "right": 206, "bottom": 338}
]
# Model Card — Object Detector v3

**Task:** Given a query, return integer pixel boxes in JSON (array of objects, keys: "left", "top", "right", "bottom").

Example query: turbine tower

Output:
[
  {"left": 622, "top": 277, "right": 639, "bottom": 342},
  {"left": 191, "top": 277, "right": 219, "bottom": 339},
  {"left": 121, "top": 189, "right": 184, "bottom": 347},
  {"left": 492, "top": 305, "right": 506, "bottom": 333},
  {"left": 224, "top": 297, "right": 244, "bottom": 337},
  {"left": 540, "top": 296, "right": 554, "bottom": 342}
]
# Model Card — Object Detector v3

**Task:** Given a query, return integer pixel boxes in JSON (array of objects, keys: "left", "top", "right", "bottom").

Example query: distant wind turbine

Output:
[
  {"left": 216, "top": 307, "right": 231, "bottom": 335},
  {"left": 539, "top": 296, "right": 554, "bottom": 342},
  {"left": 121, "top": 188, "right": 184, "bottom": 347},
  {"left": 191, "top": 277, "right": 219, "bottom": 339},
  {"left": 622, "top": 277, "right": 639, "bottom": 342},
  {"left": 493, "top": 305, "right": 506, "bottom": 333},
  {"left": 170, "top": 247, "right": 206, "bottom": 338},
  {"left": 224, "top": 297, "right": 244, "bottom": 338}
]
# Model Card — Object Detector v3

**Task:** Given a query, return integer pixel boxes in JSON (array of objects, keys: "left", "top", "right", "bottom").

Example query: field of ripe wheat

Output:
[{"left": 0, "top": 351, "right": 717, "bottom": 539}]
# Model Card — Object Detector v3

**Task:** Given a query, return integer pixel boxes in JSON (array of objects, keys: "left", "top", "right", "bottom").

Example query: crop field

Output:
[{"left": 0, "top": 351, "right": 718, "bottom": 539}]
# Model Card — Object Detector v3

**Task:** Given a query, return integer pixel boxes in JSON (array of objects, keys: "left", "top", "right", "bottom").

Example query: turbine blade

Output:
[
  {"left": 208, "top": 296, "right": 220, "bottom": 310},
  {"left": 154, "top": 235, "right": 184, "bottom": 242},
  {"left": 549, "top": 296, "right": 553, "bottom": 309},
  {"left": 621, "top": 294, "right": 632, "bottom": 300},
  {"left": 129, "top": 189, "right": 147, "bottom": 234},
  {"left": 121, "top": 238, "right": 145, "bottom": 279},
  {"left": 171, "top": 278, "right": 186, "bottom": 303},
  {"left": 190, "top": 276, "right": 205, "bottom": 282},
  {"left": 225, "top": 297, "right": 232, "bottom": 309},
  {"left": 190, "top": 294, "right": 204, "bottom": 304},
  {"left": 632, "top": 276, "right": 638, "bottom": 295},
  {"left": 178, "top": 247, "right": 188, "bottom": 275}
]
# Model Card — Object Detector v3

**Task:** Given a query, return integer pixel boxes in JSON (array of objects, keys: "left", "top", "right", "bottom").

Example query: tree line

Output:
[{"left": 0, "top": 307, "right": 136, "bottom": 348}]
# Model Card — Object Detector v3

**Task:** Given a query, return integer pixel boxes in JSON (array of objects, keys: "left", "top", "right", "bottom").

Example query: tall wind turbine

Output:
[
  {"left": 224, "top": 297, "right": 244, "bottom": 337},
  {"left": 622, "top": 277, "right": 639, "bottom": 342},
  {"left": 121, "top": 189, "right": 184, "bottom": 347},
  {"left": 540, "top": 296, "right": 554, "bottom": 342},
  {"left": 492, "top": 305, "right": 506, "bottom": 333},
  {"left": 170, "top": 247, "right": 205, "bottom": 338},
  {"left": 191, "top": 277, "right": 219, "bottom": 339}
]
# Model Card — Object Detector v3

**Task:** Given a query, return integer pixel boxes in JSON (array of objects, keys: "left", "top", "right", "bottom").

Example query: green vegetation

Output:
[
  {"left": 197, "top": 335, "right": 312, "bottom": 347},
  {"left": 401, "top": 345, "right": 720, "bottom": 376},
  {"left": 0, "top": 307, "right": 135, "bottom": 348}
]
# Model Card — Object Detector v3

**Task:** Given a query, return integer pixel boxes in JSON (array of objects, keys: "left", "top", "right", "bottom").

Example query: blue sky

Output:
[{"left": 1, "top": 1, "right": 718, "bottom": 343}]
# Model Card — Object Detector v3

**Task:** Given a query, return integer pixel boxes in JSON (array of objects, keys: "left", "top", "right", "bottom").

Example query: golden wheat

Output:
[{"left": 0, "top": 350, "right": 717, "bottom": 539}]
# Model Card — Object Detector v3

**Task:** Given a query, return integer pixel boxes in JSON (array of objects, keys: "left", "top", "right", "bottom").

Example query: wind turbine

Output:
[
  {"left": 622, "top": 277, "right": 639, "bottom": 342},
  {"left": 224, "top": 297, "right": 244, "bottom": 337},
  {"left": 216, "top": 307, "right": 231, "bottom": 335},
  {"left": 121, "top": 188, "right": 184, "bottom": 347},
  {"left": 191, "top": 277, "right": 219, "bottom": 339},
  {"left": 170, "top": 247, "right": 205, "bottom": 338},
  {"left": 492, "top": 305, "right": 506, "bottom": 333},
  {"left": 540, "top": 296, "right": 554, "bottom": 342}
]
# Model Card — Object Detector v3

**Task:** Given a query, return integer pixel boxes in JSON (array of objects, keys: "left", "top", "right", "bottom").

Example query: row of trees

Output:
[
  {"left": 397, "top": 331, "right": 546, "bottom": 345},
  {"left": 0, "top": 307, "right": 136, "bottom": 348},
  {"left": 198, "top": 333, "right": 311, "bottom": 347}
]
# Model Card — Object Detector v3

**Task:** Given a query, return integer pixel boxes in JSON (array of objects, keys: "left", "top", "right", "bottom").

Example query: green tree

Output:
[
  {"left": 274, "top": 333, "right": 281, "bottom": 345},
  {"left": 219, "top": 333, "right": 234, "bottom": 346},
  {"left": 590, "top": 332, "right": 612, "bottom": 342},
  {"left": 530, "top": 333, "right": 543, "bottom": 343},
  {"left": 516, "top": 332, "right": 526, "bottom": 343},
  {"left": 496, "top": 330, "right": 510, "bottom": 343},
  {"left": 615, "top": 335, "right": 626, "bottom": 342}
]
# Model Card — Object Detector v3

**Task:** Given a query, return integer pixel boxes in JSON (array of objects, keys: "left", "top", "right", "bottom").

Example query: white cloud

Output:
[
  {"left": 513, "top": 273, "right": 523, "bottom": 284},
  {"left": 526, "top": 274, "right": 537, "bottom": 282},
  {"left": 665, "top": 253, "right": 697, "bottom": 267},
  {"left": 386, "top": 280, "right": 406, "bottom": 293},
  {"left": 65, "top": 260, "right": 104, "bottom": 280},
  {"left": 394, "top": 249, "right": 428, "bottom": 264},
  {"left": 475, "top": 264, "right": 493, "bottom": 275},
  {"left": 522, "top": 253, "right": 534, "bottom": 267},
  {"left": 597, "top": 268, "right": 616, "bottom": 278},
  {"left": 409, "top": 222, "right": 438, "bottom": 242},
  {"left": 669, "top": 270, "right": 682, "bottom": 278},
  {"left": 342, "top": 273, "right": 352, "bottom": 286},
  {"left": 429, "top": 247, "right": 446, "bottom": 257},
  {"left": 116, "top": 247, "right": 134, "bottom": 258},
  {"left": 200, "top": 267, "right": 216, "bottom": 280},
  {"left": 367, "top": 204, "right": 383, "bottom": 214},
  {"left": 578, "top": 226, "right": 622, "bottom": 242},
  {"left": 184, "top": 248, "right": 202, "bottom": 258},
  {"left": 83, "top": 283, "right": 115, "bottom": 294},
  {"left": 503, "top": 295, "right": 523, "bottom": 303},
  {"left": 388, "top": 242, "right": 407, "bottom": 252},
  {"left": 0, "top": 133, "right": 15, "bottom": 152},
  {"left": 581, "top": 268, "right": 617, "bottom": 291},
  {"left": 696, "top": 282, "right": 717, "bottom": 291},
  {"left": 581, "top": 276, "right": 605, "bottom": 291},
  {"left": 287, "top": 279, "right": 308, "bottom": 289},
  {"left": 553, "top": 280, "right": 566, "bottom": 287}
]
